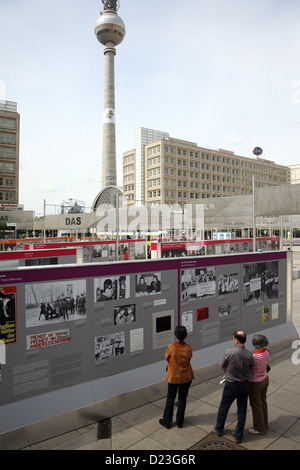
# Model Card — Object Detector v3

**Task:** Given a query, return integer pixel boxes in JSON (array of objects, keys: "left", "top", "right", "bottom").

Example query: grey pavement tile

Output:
[
  {"left": 118, "top": 403, "right": 163, "bottom": 434},
  {"left": 152, "top": 397, "right": 166, "bottom": 410},
  {"left": 267, "top": 388, "right": 300, "bottom": 416},
  {"left": 271, "top": 358, "right": 300, "bottom": 377},
  {"left": 76, "top": 423, "right": 98, "bottom": 435},
  {"left": 77, "top": 438, "right": 111, "bottom": 450},
  {"left": 281, "top": 375, "right": 300, "bottom": 394},
  {"left": 267, "top": 404, "right": 299, "bottom": 435},
  {"left": 126, "top": 436, "right": 169, "bottom": 450},
  {"left": 111, "top": 417, "right": 146, "bottom": 450},
  {"left": 268, "top": 369, "right": 296, "bottom": 387},
  {"left": 30, "top": 431, "right": 80, "bottom": 450},
  {"left": 189, "top": 380, "right": 223, "bottom": 402},
  {"left": 265, "top": 436, "right": 300, "bottom": 450},
  {"left": 185, "top": 401, "right": 220, "bottom": 433},
  {"left": 56, "top": 430, "right": 107, "bottom": 450},
  {"left": 150, "top": 422, "right": 207, "bottom": 450},
  {"left": 283, "top": 418, "right": 300, "bottom": 444}
]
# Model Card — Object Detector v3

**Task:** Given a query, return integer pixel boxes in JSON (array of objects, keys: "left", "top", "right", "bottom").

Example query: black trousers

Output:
[{"left": 163, "top": 381, "right": 192, "bottom": 426}]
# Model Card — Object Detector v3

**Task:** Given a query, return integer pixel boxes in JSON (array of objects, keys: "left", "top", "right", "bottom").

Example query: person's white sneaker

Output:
[{"left": 248, "top": 428, "right": 265, "bottom": 435}]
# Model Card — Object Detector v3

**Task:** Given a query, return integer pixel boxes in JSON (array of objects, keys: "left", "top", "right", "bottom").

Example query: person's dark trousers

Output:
[
  {"left": 215, "top": 381, "right": 249, "bottom": 441},
  {"left": 163, "top": 381, "right": 192, "bottom": 426}
]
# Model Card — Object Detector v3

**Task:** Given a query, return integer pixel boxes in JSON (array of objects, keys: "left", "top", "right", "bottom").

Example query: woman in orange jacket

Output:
[{"left": 159, "top": 325, "right": 194, "bottom": 429}]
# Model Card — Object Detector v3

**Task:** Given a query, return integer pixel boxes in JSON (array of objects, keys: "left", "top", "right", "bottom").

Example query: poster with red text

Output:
[{"left": 0, "top": 285, "right": 17, "bottom": 344}]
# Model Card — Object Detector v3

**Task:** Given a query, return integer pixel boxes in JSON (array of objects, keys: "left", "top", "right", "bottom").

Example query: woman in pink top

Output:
[{"left": 249, "top": 334, "right": 270, "bottom": 435}]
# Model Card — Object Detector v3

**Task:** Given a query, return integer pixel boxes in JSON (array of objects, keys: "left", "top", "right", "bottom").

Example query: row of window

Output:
[
  {"left": 163, "top": 146, "right": 199, "bottom": 158},
  {"left": 164, "top": 160, "right": 286, "bottom": 179},
  {"left": 0, "top": 177, "right": 14, "bottom": 186},
  {"left": 147, "top": 145, "right": 160, "bottom": 156},
  {"left": 124, "top": 174, "right": 134, "bottom": 183},
  {"left": 0, "top": 162, "right": 15, "bottom": 172},
  {"left": 124, "top": 184, "right": 134, "bottom": 192},
  {"left": 0, "top": 118, "right": 16, "bottom": 129},
  {"left": 148, "top": 190, "right": 161, "bottom": 198},
  {"left": 153, "top": 146, "right": 288, "bottom": 175},
  {"left": 148, "top": 156, "right": 160, "bottom": 166},
  {"left": 0, "top": 192, "right": 15, "bottom": 201},
  {"left": 163, "top": 191, "right": 201, "bottom": 199},
  {"left": 0, "top": 148, "right": 15, "bottom": 157},
  {"left": 148, "top": 178, "right": 161, "bottom": 187},
  {"left": 148, "top": 184, "right": 274, "bottom": 200},
  {"left": 148, "top": 168, "right": 161, "bottom": 177},
  {"left": 123, "top": 154, "right": 134, "bottom": 164},
  {"left": 0, "top": 133, "right": 15, "bottom": 144},
  {"left": 123, "top": 164, "right": 134, "bottom": 174}
]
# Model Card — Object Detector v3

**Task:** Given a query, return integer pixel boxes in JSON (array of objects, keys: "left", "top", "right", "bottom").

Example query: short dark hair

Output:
[
  {"left": 252, "top": 334, "right": 268, "bottom": 348},
  {"left": 174, "top": 325, "right": 187, "bottom": 341},
  {"left": 233, "top": 330, "right": 246, "bottom": 344}
]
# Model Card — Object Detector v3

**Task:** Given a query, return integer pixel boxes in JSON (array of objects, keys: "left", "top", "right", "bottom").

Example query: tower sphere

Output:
[{"left": 94, "top": 12, "right": 126, "bottom": 47}]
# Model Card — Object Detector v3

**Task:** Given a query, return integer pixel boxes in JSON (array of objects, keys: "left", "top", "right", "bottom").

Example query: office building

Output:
[
  {"left": 289, "top": 163, "right": 300, "bottom": 185},
  {"left": 0, "top": 101, "right": 20, "bottom": 206},
  {"left": 123, "top": 128, "right": 291, "bottom": 206}
]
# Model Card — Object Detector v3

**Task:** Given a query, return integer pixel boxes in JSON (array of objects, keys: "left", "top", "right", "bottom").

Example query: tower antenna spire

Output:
[{"left": 102, "top": 0, "right": 119, "bottom": 12}]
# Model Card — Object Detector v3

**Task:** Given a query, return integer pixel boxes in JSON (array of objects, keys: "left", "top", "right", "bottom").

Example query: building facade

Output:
[
  {"left": 289, "top": 163, "right": 300, "bottom": 185},
  {"left": 123, "top": 128, "right": 291, "bottom": 206},
  {"left": 0, "top": 101, "right": 20, "bottom": 205}
]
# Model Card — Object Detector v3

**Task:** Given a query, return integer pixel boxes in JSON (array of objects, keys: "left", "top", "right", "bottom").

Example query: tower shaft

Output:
[
  {"left": 94, "top": 1, "right": 125, "bottom": 195},
  {"left": 102, "top": 43, "right": 117, "bottom": 188}
]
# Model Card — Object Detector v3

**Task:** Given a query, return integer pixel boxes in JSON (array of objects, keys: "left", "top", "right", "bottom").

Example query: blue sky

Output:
[{"left": 1, "top": 0, "right": 300, "bottom": 215}]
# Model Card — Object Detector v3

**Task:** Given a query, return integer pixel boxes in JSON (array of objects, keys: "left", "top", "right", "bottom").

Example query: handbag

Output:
[{"left": 266, "top": 348, "right": 271, "bottom": 372}]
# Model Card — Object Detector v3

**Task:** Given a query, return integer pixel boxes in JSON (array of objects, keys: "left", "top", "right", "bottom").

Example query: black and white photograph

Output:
[
  {"left": 114, "top": 304, "right": 136, "bottom": 325},
  {"left": 134, "top": 242, "right": 146, "bottom": 260},
  {"left": 25, "top": 280, "right": 87, "bottom": 328},
  {"left": 181, "top": 267, "right": 216, "bottom": 302},
  {"left": 82, "top": 246, "right": 91, "bottom": 263},
  {"left": 243, "top": 261, "right": 279, "bottom": 305},
  {"left": 92, "top": 243, "right": 115, "bottom": 262},
  {"left": 218, "top": 273, "right": 239, "bottom": 295},
  {"left": 218, "top": 302, "right": 232, "bottom": 318},
  {"left": 135, "top": 272, "right": 161, "bottom": 296},
  {"left": 181, "top": 311, "right": 193, "bottom": 333},
  {"left": 94, "top": 332, "right": 125, "bottom": 362},
  {"left": 94, "top": 275, "right": 130, "bottom": 302}
]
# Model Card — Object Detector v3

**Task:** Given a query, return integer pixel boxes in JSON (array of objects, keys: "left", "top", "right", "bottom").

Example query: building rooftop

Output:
[{"left": 0, "top": 100, "right": 17, "bottom": 112}]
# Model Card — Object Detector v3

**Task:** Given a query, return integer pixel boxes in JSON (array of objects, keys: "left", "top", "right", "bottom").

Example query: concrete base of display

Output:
[{"left": 0, "top": 322, "right": 297, "bottom": 450}]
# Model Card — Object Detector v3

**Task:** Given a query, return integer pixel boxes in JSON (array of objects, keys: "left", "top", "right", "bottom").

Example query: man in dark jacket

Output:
[{"left": 214, "top": 330, "right": 254, "bottom": 443}]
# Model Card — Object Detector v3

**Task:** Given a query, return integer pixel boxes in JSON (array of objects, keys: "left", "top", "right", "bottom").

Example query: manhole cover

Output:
[{"left": 189, "top": 432, "right": 247, "bottom": 450}]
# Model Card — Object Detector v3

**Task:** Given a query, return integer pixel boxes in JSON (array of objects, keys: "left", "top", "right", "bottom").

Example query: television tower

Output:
[{"left": 95, "top": 0, "right": 126, "bottom": 190}]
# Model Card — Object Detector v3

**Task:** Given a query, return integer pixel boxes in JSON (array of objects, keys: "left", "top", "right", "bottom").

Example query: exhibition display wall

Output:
[
  {"left": 0, "top": 250, "right": 292, "bottom": 436},
  {"left": 153, "top": 236, "right": 280, "bottom": 259},
  {"left": 0, "top": 248, "right": 77, "bottom": 268}
]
